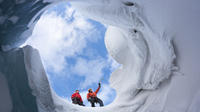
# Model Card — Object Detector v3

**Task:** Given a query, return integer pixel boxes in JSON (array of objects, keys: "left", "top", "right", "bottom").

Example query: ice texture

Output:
[
  {"left": 0, "top": 0, "right": 50, "bottom": 51},
  {"left": 1, "top": 0, "right": 200, "bottom": 112}
]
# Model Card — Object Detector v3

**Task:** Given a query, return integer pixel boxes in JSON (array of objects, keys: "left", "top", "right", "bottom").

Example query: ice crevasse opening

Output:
[{"left": 0, "top": 0, "right": 188, "bottom": 112}]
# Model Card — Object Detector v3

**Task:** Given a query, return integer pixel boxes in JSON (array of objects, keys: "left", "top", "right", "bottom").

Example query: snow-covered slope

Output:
[
  {"left": 0, "top": 46, "right": 38, "bottom": 112},
  {"left": 0, "top": 0, "right": 200, "bottom": 112}
]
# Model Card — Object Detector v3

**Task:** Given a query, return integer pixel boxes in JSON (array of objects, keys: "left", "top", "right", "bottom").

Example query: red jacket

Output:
[
  {"left": 87, "top": 86, "right": 100, "bottom": 99},
  {"left": 71, "top": 93, "right": 83, "bottom": 102}
]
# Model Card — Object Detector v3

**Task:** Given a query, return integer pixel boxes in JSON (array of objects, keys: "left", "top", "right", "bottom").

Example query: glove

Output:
[{"left": 98, "top": 82, "right": 101, "bottom": 87}]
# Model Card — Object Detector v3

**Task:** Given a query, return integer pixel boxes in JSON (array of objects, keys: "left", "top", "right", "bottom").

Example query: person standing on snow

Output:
[
  {"left": 87, "top": 83, "right": 104, "bottom": 107},
  {"left": 71, "top": 90, "right": 85, "bottom": 106}
]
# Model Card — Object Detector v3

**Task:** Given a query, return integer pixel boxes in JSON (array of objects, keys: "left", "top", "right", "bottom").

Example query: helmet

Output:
[
  {"left": 75, "top": 90, "right": 79, "bottom": 93},
  {"left": 88, "top": 88, "right": 92, "bottom": 92}
]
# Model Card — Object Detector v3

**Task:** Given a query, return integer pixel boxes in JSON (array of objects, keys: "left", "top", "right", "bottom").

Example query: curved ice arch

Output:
[
  {"left": 0, "top": 0, "right": 51, "bottom": 51},
  {"left": 0, "top": 0, "right": 176, "bottom": 112},
  {"left": 71, "top": 0, "right": 176, "bottom": 90}
]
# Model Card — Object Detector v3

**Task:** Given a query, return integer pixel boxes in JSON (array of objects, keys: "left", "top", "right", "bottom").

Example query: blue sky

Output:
[{"left": 24, "top": 2, "right": 119, "bottom": 106}]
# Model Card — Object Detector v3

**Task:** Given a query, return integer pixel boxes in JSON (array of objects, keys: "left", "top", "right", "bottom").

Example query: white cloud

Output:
[
  {"left": 71, "top": 57, "right": 107, "bottom": 88},
  {"left": 25, "top": 12, "right": 69, "bottom": 73},
  {"left": 24, "top": 6, "right": 97, "bottom": 74}
]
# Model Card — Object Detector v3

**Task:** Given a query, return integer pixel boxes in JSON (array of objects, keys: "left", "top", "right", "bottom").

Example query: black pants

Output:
[
  {"left": 88, "top": 97, "right": 104, "bottom": 107},
  {"left": 72, "top": 98, "right": 85, "bottom": 106}
]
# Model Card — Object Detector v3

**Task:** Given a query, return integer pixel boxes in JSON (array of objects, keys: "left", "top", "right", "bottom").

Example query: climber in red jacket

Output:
[
  {"left": 71, "top": 90, "right": 85, "bottom": 106},
  {"left": 87, "top": 83, "right": 104, "bottom": 107}
]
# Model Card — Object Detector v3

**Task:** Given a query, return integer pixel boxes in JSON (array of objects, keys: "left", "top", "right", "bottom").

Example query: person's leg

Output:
[
  {"left": 77, "top": 100, "right": 85, "bottom": 106},
  {"left": 80, "top": 103, "right": 85, "bottom": 106},
  {"left": 96, "top": 97, "right": 104, "bottom": 107},
  {"left": 91, "top": 102, "right": 95, "bottom": 107},
  {"left": 72, "top": 98, "right": 78, "bottom": 104},
  {"left": 89, "top": 98, "right": 95, "bottom": 107}
]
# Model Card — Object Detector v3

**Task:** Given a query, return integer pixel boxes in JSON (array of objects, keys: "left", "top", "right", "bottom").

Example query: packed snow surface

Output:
[{"left": 1, "top": 0, "right": 200, "bottom": 112}]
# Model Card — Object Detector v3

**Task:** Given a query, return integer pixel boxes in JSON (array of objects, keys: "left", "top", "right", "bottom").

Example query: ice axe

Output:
[{"left": 99, "top": 77, "right": 104, "bottom": 87}]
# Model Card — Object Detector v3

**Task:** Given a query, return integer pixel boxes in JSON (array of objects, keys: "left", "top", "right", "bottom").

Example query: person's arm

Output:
[
  {"left": 95, "top": 83, "right": 101, "bottom": 94},
  {"left": 71, "top": 93, "right": 75, "bottom": 100},
  {"left": 87, "top": 93, "right": 90, "bottom": 100},
  {"left": 80, "top": 97, "right": 83, "bottom": 103},
  {"left": 79, "top": 95, "right": 83, "bottom": 102}
]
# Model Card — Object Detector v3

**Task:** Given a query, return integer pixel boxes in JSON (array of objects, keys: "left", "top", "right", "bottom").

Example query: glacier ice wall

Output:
[
  {"left": 0, "top": 0, "right": 50, "bottom": 51},
  {"left": 0, "top": 46, "right": 38, "bottom": 112},
  {"left": 1, "top": 0, "right": 200, "bottom": 112}
]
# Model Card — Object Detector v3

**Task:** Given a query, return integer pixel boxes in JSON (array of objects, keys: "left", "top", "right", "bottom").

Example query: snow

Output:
[
  {"left": 0, "top": 0, "right": 200, "bottom": 112},
  {"left": 71, "top": 0, "right": 143, "bottom": 29},
  {"left": 23, "top": 46, "right": 55, "bottom": 112},
  {"left": 188, "top": 90, "right": 200, "bottom": 112},
  {"left": 70, "top": 1, "right": 176, "bottom": 111}
]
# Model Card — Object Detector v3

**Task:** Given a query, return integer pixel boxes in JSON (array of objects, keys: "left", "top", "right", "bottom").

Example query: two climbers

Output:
[{"left": 71, "top": 83, "right": 104, "bottom": 107}]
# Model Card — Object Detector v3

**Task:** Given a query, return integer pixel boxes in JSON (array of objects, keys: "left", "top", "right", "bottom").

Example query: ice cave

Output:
[{"left": 0, "top": 0, "right": 200, "bottom": 112}]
